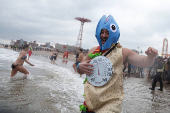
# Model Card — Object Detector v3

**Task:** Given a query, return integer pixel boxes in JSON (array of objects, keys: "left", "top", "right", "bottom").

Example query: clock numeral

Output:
[
  {"left": 91, "top": 78, "right": 95, "bottom": 82},
  {"left": 93, "top": 60, "right": 97, "bottom": 63},
  {"left": 102, "top": 78, "right": 107, "bottom": 82},
  {"left": 108, "top": 68, "right": 112, "bottom": 71},
  {"left": 108, "top": 72, "right": 112, "bottom": 76},
  {"left": 98, "top": 58, "right": 102, "bottom": 61}
]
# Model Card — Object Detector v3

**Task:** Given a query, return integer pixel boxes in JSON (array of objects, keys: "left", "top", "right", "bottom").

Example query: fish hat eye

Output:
[{"left": 110, "top": 24, "right": 117, "bottom": 32}]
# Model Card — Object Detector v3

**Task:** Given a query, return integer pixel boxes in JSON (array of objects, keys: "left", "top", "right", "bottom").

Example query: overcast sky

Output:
[{"left": 0, "top": 0, "right": 170, "bottom": 54}]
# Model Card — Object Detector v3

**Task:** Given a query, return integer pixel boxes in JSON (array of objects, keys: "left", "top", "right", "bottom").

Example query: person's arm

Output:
[
  {"left": 56, "top": 52, "right": 58, "bottom": 57},
  {"left": 25, "top": 59, "right": 34, "bottom": 66},
  {"left": 123, "top": 47, "right": 158, "bottom": 68},
  {"left": 77, "top": 47, "right": 97, "bottom": 75},
  {"left": 15, "top": 51, "right": 25, "bottom": 63}
]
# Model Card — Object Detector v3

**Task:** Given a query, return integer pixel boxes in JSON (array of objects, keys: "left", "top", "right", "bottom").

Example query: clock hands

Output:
[{"left": 97, "top": 61, "right": 100, "bottom": 75}]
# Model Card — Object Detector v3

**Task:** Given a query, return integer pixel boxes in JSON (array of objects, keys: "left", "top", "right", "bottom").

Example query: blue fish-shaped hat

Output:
[{"left": 95, "top": 15, "right": 120, "bottom": 51}]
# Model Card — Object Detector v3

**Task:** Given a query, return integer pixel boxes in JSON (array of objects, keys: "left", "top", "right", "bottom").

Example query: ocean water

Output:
[
  {"left": 0, "top": 48, "right": 84, "bottom": 113},
  {"left": 0, "top": 48, "right": 170, "bottom": 113}
]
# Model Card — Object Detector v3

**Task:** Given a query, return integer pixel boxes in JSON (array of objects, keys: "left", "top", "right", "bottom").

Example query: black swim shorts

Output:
[
  {"left": 11, "top": 63, "right": 18, "bottom": 69},
  {"left": 53, "top": 56, "right": 56, "bottom": 60},
  {"left": 50, "top": 56, "right": 54, "bottom": 60},
  {"left": 75, "top": 61, "right": 80, "bottom": 65}
]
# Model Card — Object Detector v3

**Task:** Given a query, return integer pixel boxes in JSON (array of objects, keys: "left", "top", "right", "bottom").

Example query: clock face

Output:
[{"left": 87, "top": 56, "right": 113, "bottom": 87}]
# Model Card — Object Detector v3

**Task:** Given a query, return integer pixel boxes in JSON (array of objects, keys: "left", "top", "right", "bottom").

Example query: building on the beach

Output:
[
  {"left": 55, "top": 43, "right": 89, "bottom": 55},
  {"left": 40, "top": 42, "right": 54, "bottom": 51},
  {"left": 55, "top": 43, "right": 63, "bottom": 51},
  {"left": 65, "top": 44, "right": 75, "bottom": 51},
  {"left": 41, "top": 42, "right": 54, "bottom": 48},
  {"left": 55, "top": 43, "right": 75, "bottom": 52},
  {"left": 10, "top": 39, "right": 15, "bottom": 45},
  {"left": 29, "top": 41, "right": 39, "bottom": 48},
  {"left": 14, "top": 39, "right": 27, "bottom": 46}
]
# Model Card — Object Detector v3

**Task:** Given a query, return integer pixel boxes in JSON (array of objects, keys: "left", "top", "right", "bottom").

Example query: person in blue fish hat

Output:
[{"left": 77, "top": 15, "right": 158, "bottom": 113}]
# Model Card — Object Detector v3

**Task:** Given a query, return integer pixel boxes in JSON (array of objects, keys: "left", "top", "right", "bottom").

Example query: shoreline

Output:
[{"left": 0, "top": 44, "right": 80, "bottom": 62}]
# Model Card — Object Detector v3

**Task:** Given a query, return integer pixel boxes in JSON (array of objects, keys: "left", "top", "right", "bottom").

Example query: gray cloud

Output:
[{"left": 0, "top": 0, "right": 169, "bottom": 53}]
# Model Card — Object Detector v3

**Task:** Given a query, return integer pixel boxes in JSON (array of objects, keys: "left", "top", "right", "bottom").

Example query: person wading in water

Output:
[{"left": 11, "top": 44, "right": 34, "bottom": 78}]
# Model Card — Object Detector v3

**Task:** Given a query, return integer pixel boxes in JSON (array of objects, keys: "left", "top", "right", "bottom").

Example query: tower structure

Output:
[
  {"left": 162, "top": 38, "right": 168, "bottom": 58},
  {"left": 75, "top": 17, "right": 91, "bottom": 51}
]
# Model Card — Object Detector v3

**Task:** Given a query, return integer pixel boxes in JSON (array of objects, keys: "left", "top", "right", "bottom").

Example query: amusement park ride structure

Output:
[
  {"left": 75, "top": 17, "right": 91, "bottom": 51},
  {"left": 162, "top": 38, "right": 169, "bottom": 58}
]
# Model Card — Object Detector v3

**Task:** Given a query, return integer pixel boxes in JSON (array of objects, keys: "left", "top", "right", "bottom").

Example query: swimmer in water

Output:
[
  {"left": 10, "top": 44, "right": 34, "bottom": 78},
  {"left": 50, "top": 49, "right": 58, "bottom": 64},
  {"left": 52, "top": 49, "right": 58, "bottom": 64},
  {"left": 72, "top": 49, "right": 84, "bottom": 77}
]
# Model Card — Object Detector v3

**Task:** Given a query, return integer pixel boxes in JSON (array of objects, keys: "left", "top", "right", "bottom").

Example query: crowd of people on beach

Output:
[
  {"left": 124, "top": 56, "right": 170, "bottom": 91},
  {"left": 4, "top": 43, "right": 84, "bottom": 78},
  {"left": 3, "top": 40, "right": 170, "bottom": 88},
  {"left": 148, "top": 56, "right": 170, "bottom": 91},
  {"left": 9, "top": 44, "right": 56, "bottom": 51}
]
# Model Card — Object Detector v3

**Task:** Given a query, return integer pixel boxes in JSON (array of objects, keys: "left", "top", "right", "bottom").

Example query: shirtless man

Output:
[
  {"left": 72, "top": 49, "right": 84, "bottom": 77},
  {"left": 50, "top": 50, "right": 57, "bottom": 64},
  {"left": 77, "top": 15, "right": 158, "bottom": 113},
  {"left": 52, "top": 49, "right": 58, "bottom": 65},
  {"left": 11, "top": 44, "right": 34, "bottom": 78}
]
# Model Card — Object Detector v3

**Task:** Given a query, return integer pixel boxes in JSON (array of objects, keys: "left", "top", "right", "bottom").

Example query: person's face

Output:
[
  {"left": 25, "top": 46, "right": 30, "bottom": 52},
  {"left": 100, "top": 29, "right": 109, "bottom": 46}
]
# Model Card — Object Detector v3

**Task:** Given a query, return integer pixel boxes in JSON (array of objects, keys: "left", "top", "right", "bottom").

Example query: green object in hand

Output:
[
  {"left": 88, "top": 52, "right": 102, "bottom": 59},
  {"left": 83, "top": 78, "right": 87, "bottom": 84},
  {"left": 79, "top": 104, "right": 87, "bottom": 112}
]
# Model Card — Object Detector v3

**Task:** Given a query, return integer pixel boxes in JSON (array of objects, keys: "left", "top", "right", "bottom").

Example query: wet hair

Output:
[
  {"left": 79, "top": 49, "right": 83, "bottom": 52},
  {"left": 157, "top": 56, "right": 162, "bottom": 59},
  {"left": 23, "top": 44, "right": 29, "bottom": 49}
]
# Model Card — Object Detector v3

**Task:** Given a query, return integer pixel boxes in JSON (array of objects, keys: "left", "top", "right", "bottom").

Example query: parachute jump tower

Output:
[{"left": 75, "top": 17, "right": 91, "bottom": 51}]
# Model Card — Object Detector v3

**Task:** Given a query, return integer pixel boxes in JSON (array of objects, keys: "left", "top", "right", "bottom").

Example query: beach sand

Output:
[
  {"left": 0, "top": 44, "right": 84, "bottom": 62},
  {"left": 32, "top": 51, "right": 77, "bottom": 62},
  {"left": 0, "top": 44, "right": 4, "bottom": 48}
]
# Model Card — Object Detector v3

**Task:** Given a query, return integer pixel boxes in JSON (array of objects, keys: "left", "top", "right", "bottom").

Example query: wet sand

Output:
[
  {"left": 0, "top": 44, "right": 4, "bottom": 48},
  {"left": 0, "top": 44, "right": 84, "bottom": 62},
  {"left": 31, "top": 51, "right": 77, "bottom": 62}
]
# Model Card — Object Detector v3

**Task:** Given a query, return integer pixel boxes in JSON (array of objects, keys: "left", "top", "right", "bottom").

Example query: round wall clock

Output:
[{"left": 87, "top": 56, "right": 113, "bottom": 87}]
